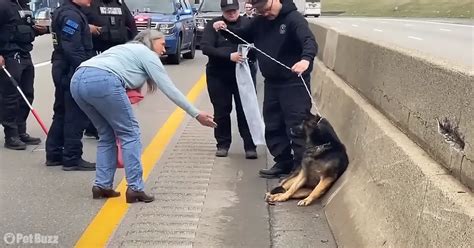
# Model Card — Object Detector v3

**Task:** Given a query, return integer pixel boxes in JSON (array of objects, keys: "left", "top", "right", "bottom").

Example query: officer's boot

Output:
[
  {"left": 215, "top": 148, "right": 229, "bottom": 157},
  {"left": 245, "top": 150, "right": 258, "bottom": 159},
  {"left": 258, "top": 160, "right": 293, "bottom": 179},
  {"left": 19, "top": 133, "right": 42, "bottom": 145},
  {"left": 4, "top": 137, "right": 27, "bottom": 150}
]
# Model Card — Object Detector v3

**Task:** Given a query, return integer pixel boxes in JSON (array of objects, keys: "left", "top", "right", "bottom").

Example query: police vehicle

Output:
[
  {"left": 194, "top": 0, "right": 245, "bottom": 49},
  {"left": 194, "top": 0, "right": 221, "bottom": 49},
  {"left": 128, "top": 0, "right": 196, "bottom": 64}
]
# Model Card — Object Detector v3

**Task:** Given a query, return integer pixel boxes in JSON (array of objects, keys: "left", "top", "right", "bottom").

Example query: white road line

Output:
[
  {"left": 408, "top": 36, "right": 423, "bottom": 41},
  {"left": 34, "top": 61, "right": 50, "bottom": 68},
  {"left": 373, "top": 29, "right": 383, "bottom": 32},
  {"left": 440, "top": 28, "right": 452, "bottom": 32},
  {"left": 375, "top": 18, "right": 474, "bottom": 28},
  {"left": 351, "top": 24, "right": 359, "bottom": 27}
]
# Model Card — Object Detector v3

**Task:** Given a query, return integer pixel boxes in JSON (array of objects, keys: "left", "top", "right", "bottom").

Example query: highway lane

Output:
[{"left": 311, "top": 17, "right": 474, "bottom": 69}]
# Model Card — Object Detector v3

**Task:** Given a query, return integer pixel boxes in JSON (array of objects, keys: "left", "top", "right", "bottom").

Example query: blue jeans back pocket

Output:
[{"left": 84, "top": 73, "right": 121, "bottom": 98}]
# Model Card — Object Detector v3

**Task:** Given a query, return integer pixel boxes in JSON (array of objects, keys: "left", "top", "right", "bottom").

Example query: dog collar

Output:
[{"left": 305, "top": 142, "right": 332, "bottom": 154}]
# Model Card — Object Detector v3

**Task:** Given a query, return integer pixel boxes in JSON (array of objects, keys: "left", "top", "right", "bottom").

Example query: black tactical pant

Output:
[
  {"left": 0, "top": 54, "right": 34, "bottom": 139},
  {"left": 263, "top": 76, "right": 312, "bottom": 170},
  {"left": 206, "top": 67, "right": 256, "bottom": 151},
  {"left": 45, "top": 60, "right": 89, "bottom": 166}
]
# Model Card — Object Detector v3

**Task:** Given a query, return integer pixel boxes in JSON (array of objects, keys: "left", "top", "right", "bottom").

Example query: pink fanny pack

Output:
[{"left": 126, "top": 88, "right": 144, "bottom": 104}]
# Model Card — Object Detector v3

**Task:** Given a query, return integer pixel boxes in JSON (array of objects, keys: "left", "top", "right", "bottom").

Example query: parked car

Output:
[
  {"left": 128, "top": 0, "right": 197, "bottom": 64},
  {"left": 295, "top": 0, "right": 321, "bottom": 17},
  {"left": 194, "top": 0, "right": 220, "bottom": 48},
  {"left": 304, "top": 0, "right": 321, "bottom": 17},
  {"left": 194, "top": 0, "right": 245, "bottom": 48},
  {"left": 34, "top": 7, "right": 52, "bottom": 29}
]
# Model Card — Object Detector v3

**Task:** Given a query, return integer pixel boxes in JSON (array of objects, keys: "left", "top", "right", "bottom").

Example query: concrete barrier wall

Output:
[
  {"left": 309, "top": 20, "right": 473, "bottom": 190},
  {"left": 312, "top": 59, "right": 473, "bottom": 247}
]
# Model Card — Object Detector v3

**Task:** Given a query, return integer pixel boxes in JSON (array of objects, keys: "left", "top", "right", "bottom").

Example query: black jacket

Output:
[
  {"left": 0, "top": 0, "right": 40, "bottom": 56},
  {"left": 201, "top": 15, "right": 256, "bottom": 70},
  {"left": 82, "top": 0, "right": 137, "bottom": 52},
  {"left": 222, "top": 0, "right": 317, "bottom": 83},
  {"left": 51, "top": 0, "right": 94, "bottom": 70}
]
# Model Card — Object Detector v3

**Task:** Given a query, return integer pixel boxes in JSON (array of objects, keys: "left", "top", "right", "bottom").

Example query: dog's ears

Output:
[
  {"left": 307, "top": 112, "right": 322, "bottom": 124},
  {"left": 314, "top": 114, "right": 322, "bottom": 123}
]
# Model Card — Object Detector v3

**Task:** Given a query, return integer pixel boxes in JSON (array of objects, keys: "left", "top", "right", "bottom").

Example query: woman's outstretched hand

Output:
[{"left": 196, "top": 112, "right": 217, "bottom": 128}]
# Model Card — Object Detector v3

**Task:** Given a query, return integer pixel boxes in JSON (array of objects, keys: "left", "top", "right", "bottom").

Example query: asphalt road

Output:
[
  {"left": 31, "top": 34, "right": 54, "bottom": 65},
  {"left": 311, "top": 17, "right": 474, "bottom": 69}
]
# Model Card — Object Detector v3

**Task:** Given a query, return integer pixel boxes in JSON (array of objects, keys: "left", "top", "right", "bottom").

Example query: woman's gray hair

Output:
[
  {"left": 131, "top": 29, "right": 165, "bottom": 50},
  {"left": 130, "top": 29, "right": 165, "bottom": 93}
]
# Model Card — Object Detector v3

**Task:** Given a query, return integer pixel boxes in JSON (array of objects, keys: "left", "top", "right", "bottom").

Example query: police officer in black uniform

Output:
[
  {"left": 81, "top": 0, "right": 137, "bottom": 138},
  {"left": 213, "top": 0, "right": 318, "bottom": 178},
  {"left": 201, "top": 0, "right": 258, "bottom": 159},
  {"left": 45, "top": 0, "right": 96, "bottom": 171},
  {"left": 0, "top": 0, "right": 48, "bottom": 150},
  {"left": 84, "top": 0, "right": 137, "bottom": 53}
]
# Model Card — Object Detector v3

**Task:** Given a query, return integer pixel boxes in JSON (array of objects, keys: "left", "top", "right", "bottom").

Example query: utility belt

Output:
[{"left": 3, "top": 51, "right": 31, "bottom": 63}]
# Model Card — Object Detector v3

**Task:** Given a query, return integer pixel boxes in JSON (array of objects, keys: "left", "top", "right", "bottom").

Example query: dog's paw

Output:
[
  {"left": 265, "top": 193, "right": 280, "bottom": 202},
  {"left": 264, "top": 192, "right": 272, "bottom": 202},
  {"left": 272, "top": 193, "right": 290, "bottom": 202},
  {"left": 297, "top": 198, "right": 313, "bottom": 206}
]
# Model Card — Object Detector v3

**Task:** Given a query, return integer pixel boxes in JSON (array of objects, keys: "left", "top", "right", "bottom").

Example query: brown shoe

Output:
[
  {"left": 92, "top": 186, "right": 120, "bottom": 199},
  {"left": 125, "top": 188, "right": 154, "bottom": 203}
]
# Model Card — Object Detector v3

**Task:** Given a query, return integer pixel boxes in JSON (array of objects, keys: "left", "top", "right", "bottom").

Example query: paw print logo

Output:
[{"left": 279, "top": 24, "right": 286, "bottom": 35}]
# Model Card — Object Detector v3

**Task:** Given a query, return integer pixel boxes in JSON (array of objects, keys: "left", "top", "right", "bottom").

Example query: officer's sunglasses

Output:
[{"left": 253, "top": 0, "right": 274, "bottom": 15}]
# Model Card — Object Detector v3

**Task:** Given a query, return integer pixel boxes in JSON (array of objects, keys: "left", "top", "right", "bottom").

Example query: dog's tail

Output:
[{"left": 270, "top": 186, "right": 286, "bottom": 194}]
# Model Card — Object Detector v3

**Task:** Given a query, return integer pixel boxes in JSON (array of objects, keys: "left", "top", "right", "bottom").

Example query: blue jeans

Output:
[{"left": 70, "top": 67, "right": 145, "bottom": 191}]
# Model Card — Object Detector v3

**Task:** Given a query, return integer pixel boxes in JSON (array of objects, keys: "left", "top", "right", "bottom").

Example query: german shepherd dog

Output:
[{"left": 265, "top": 113, "right": 349, "bottom": 206}]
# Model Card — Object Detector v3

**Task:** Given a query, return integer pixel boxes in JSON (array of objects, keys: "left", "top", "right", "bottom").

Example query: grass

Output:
[{"left": 321, "top": 0, "right": 474, "bottom": 18}]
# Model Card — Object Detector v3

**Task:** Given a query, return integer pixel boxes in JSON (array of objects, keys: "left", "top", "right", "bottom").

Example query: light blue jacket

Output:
[{"left": 79, "top": 43, "right": 200, "bottom": 117}]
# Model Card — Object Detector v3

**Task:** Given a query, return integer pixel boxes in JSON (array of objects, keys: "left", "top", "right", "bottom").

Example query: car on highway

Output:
[
  {"left": 194, "top": 0, "right": 245, "bottom": 48},
  {"left": 304, "top": 0, "right": 321, "bottom": 17},
  {"left": 34, "top": 7, "right": 52, "bottom": 29},
  {"left": 295, "top": 0, "right": 321, "bottom": 17},
  {"left": 128, "top": 0, "right": 197, "bottom": 64},
  {"left": 194, "top": 0, "right": 221, "bottom": 48}
]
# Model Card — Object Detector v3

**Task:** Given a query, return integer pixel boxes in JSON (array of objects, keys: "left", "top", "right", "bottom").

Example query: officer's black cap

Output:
[{"left": 221, "top": 0, "right": 239, "bottom": 11}]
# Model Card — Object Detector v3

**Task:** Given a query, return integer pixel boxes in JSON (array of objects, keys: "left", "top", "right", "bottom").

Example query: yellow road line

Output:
[{"left": 74, "top": 75, "right": 206, "bottom": 248}]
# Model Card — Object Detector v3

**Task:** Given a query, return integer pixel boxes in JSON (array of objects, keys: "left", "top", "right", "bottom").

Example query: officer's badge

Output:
[
  {"left": 18, "top": 10, "right": 33, "bottom": 24},
  {"left": 99, "top": 7, "right": 123, "bottom": 15}
]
